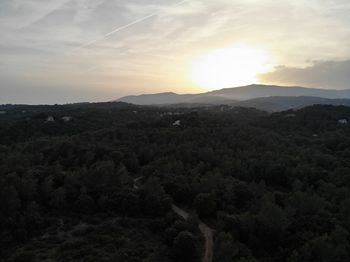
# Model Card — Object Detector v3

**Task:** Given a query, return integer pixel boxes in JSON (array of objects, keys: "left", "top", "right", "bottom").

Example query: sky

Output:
[{"left": 1, "top": 0, "right": 350, "bottom": 104}]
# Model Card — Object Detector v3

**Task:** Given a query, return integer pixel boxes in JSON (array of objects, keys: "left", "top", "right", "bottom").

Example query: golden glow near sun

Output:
[{"left": 190, "top": 45, "right": 271, "bottom": 90}]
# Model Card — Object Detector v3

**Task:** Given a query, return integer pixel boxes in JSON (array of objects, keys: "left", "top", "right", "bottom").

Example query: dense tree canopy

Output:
[{"left": 0, "top": 102, "right": 350, "bottom": 261}]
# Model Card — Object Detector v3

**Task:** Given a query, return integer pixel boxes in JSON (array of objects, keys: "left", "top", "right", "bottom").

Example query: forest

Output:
[{"left": 1, "top": 102, "right": 350, "bottom": 262}]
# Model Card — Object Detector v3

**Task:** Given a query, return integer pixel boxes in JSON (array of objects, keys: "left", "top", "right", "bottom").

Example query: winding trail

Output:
[
  {"left": 133, "top": 177, "right": 214, "bottom": 262},
  {"left": 172, "top": 204, "right": 214, "bottom": 262}
]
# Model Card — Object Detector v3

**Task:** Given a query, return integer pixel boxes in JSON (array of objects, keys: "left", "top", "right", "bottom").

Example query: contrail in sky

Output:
[{"left": 75, "top": 0, "right": 190, "bottom": 51}]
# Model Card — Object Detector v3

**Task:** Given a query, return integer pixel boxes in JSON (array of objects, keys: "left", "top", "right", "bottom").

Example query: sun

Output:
[{"left": 189, "top": 45, "right": 271, "bottom": 91}]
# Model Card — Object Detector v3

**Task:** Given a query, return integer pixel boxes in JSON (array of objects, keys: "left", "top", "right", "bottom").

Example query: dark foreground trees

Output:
[
  {"left": 173, "top": 231, "right": 198, "bottom": 260},
  {"left": 0, "top": 104, "right": 350, "bottom": 261}
]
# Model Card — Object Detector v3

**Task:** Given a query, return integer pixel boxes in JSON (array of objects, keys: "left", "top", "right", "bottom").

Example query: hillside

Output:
[
  {"left": 233, "top": 96, "right": 350, "bottom": 112},
  {"left": 118, "top": 92, "right": 234, "bottom": 105},
  {"left": 208, "top": 84, "right": 350, "bottom": 100},
  {"left": 117, "top": 84, "right": 350, "bottom": 106},
  {"left": 1, "top": 104, "right": 350, "bottom": 261}
]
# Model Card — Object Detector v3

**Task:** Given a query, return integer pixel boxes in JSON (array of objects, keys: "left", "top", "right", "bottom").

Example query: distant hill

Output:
[
  {"left": 118, "top": 92, "right": 234, "bottom": 105},
  {"left": 117, "top": 84, "right": 350, "bottom": 106},
  {"left": 232, "top": 96, "right": 350, "bottom": 112},
  {"left": 119, "top": 92, "right": 193, "bottom": 105},
  {"left": 207, "top": 84, "right": 350, "bottom": 100}
]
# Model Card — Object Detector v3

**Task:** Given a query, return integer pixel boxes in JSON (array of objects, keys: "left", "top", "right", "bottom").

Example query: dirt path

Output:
[
  {"left": 133, "top": 178, "right": 214, "bottom": 262},
  {"left": 171, "top": 204, "right": 189, "bottom": 220},
  {"left": 198, "top": 221, "right": 214, "bottom": 262},
  {"left": 172, "top": 204, "right": 214, "bottom": 262}
]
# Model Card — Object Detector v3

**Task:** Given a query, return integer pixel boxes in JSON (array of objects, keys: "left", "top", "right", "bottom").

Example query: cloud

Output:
[
  {"left": 259, "top": 60, "right": 350, "bottom": 90},
  {"left": 76, "top": 0, "right": 191, "bottom": 50},
  {"left": 1, "top": 0, "right": 350, "bottom": 103},
  {"left": 0, "top": 0, "right": 69, "bottom": 30},
  {"left": 73, "top": 0, "right": 106, "bottom": 24}
]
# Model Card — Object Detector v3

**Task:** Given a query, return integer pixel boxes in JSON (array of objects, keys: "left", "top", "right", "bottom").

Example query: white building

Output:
[
  {"left": 62, "top": 116, "right": 72, "bottom": 122},
  {"left": 338, "top": 119, "right": 348, "bottom": 125},
  {"left": 173, "top": 120, "right": 181, "bottom": 126},
  {"left": 46, "top": 116, "right": 55, "bottom": 122}
]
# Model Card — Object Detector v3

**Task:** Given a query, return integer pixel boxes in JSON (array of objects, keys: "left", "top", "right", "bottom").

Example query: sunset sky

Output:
[{"left": 1, "top": 0, "right": 350, "bottom": 104}]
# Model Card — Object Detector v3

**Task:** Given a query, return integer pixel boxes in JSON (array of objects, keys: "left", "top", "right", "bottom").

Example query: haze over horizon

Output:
[{"left": 1, "top": 0, "right": 350, "bottom": 104}]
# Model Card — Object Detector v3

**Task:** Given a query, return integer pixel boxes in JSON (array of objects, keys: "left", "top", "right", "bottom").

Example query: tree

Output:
[
  {"left": 0, "top": 186, "right": 21, "bottom": 216},
  {"left": 75, "top": 187, "right": 95, "bottom": 214},
  {"left": 173, "top": 231, "right": 198, "bottom": 260},
  {"left": 213, "top": 232, "right": 239, "bottom": 262},
  {"left": 110, "top": 151, "right": 123, "bottom": 165},
  {"left": 26, "top": 201, "right": 42, "bottom": 234},
  {"left": 50, "top": 187, "right": 66, "bottom": 209},
  {"left": 142, "top": 178, "right": 171, "bottom": 217},
  {"left": 257, "top": 197, "right": 289, "bottom": 250},
  {"left": 40, "top": 176, "right": 53, "bottom": 203},
  {"left": 12, "top": 251, "right": 35, "bottom": 262},
  {"left": 194, "top": 192, "right": 217, "bottom": 217}
]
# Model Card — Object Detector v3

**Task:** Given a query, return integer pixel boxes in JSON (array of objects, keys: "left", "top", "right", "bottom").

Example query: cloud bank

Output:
[{"left": 259, "top": 60, "right": 350, "bottom": 90}]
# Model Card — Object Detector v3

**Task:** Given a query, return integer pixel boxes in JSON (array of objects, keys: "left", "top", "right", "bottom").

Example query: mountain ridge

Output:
[
  {"left": 232, "top": 96, "right": 350, "bottom": 112},
  {"left": 117, "top": 84, "right": 350, "bottom": 105}
]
